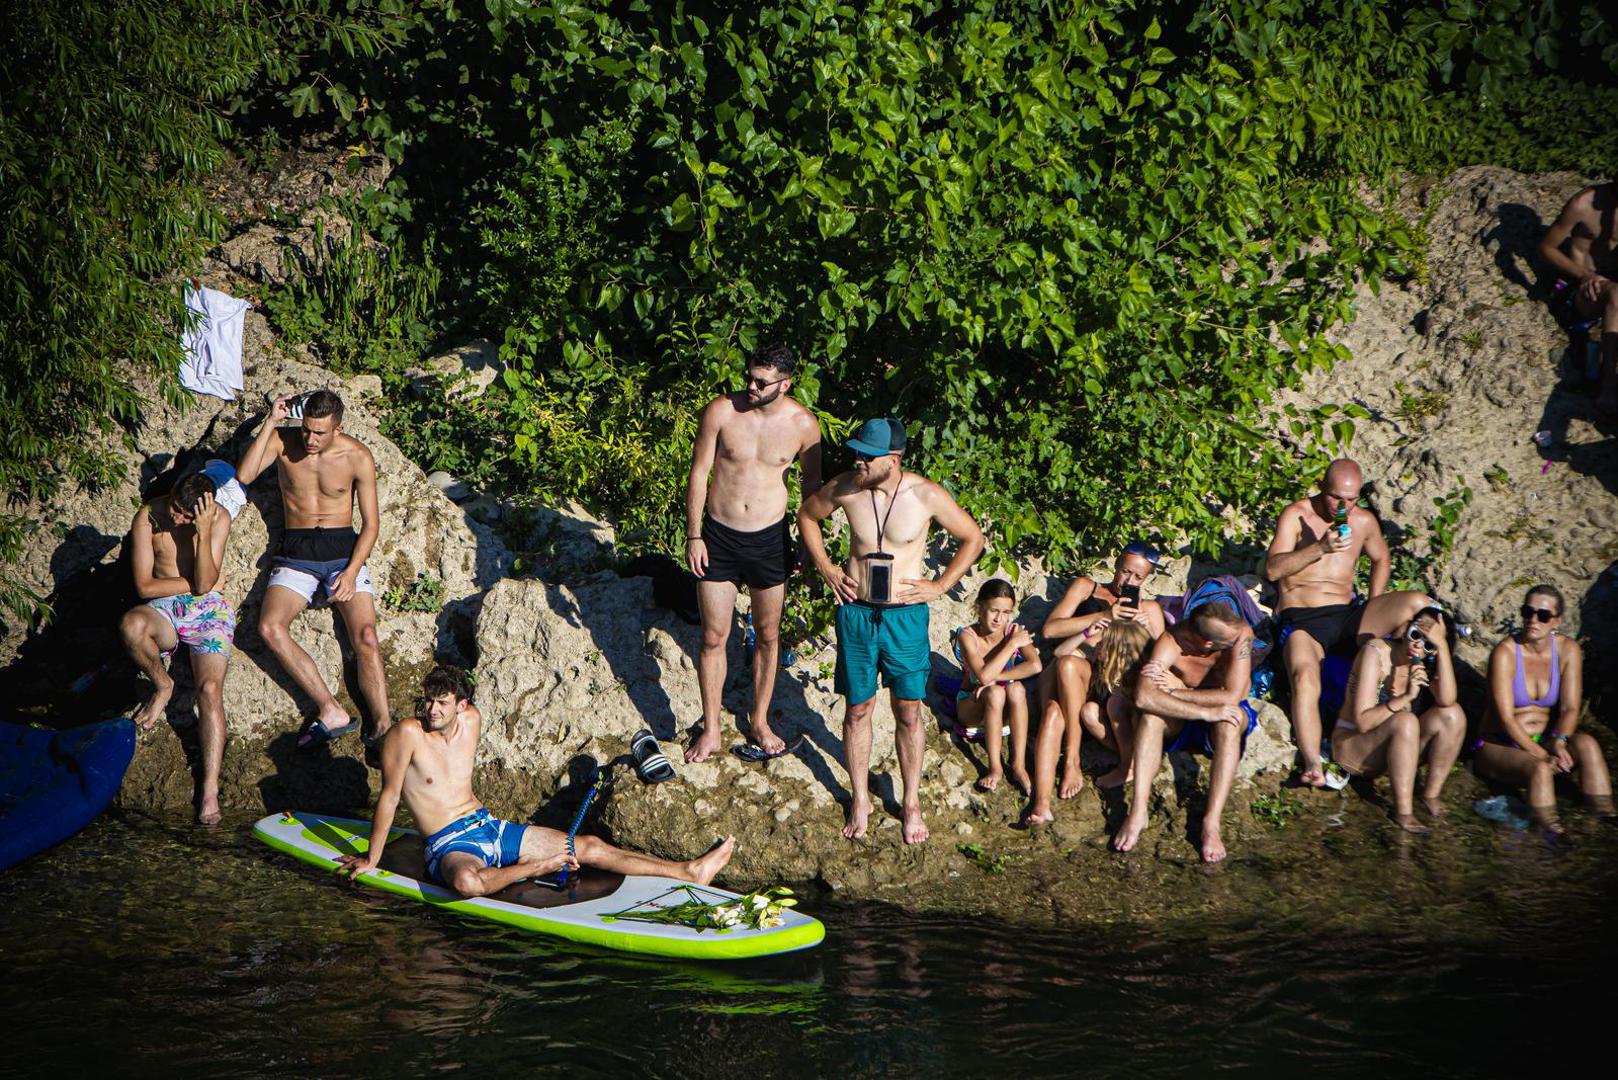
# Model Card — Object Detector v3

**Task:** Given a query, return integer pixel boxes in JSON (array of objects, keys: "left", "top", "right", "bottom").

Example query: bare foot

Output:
[
  {"left": 1021, "top": 807, "right": 1054, "bottom": 827},
  {"left": 197, "top": 794, "right": 222, "bottom": 827},
  {"left": 132, "top": 679, "right": 174, "bottom": 731},
  {"left": 1394, "top": 813, "right": 1430, "bottom": 834},
  {"left": 975, "top": 770, "right": 1002, "bottom": 793},
  {"left": 687, "top": 835, "right": 737, "bottom": 886},
  {"left": 1059, "top": 766, "right": 1085, "bottom": 800},
  {"left": 746, "top": 720, "right": 786, "bottom": 757},
  {"left": 902, "top": 803, "right": 929, "bottom": 845},
  {"left": 1421, "top": 793, "right": 1446, "bottom": 819},
  {"left": 1112, "top": 813, "right": 1148, "bottom": 852},
  {"left": 1096, "top": 764, "right": 1131, "bottom": 790},
  {"left": 1009, "top": 767, "right": 1032, "bottom": 797},
  {"left": 843, "top": 797, "right": 873, "bottom": 840},
  {"left": 1201, "top": 827, "right": 1227, "bottom": 864},
  {"left": 684, "top": 726, "right": 721, "bottom": 764},
  {"left": 1297, "top": 763, "right": 1328, "bottom": 788}
]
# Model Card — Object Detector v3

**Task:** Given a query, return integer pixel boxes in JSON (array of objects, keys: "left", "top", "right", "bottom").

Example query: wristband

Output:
[
  {"left": 686, "top": 535, "right": 701, "bottom": 541},
  {"left": 1550, "top": 732, "right": 1569, "bottom": 743}
]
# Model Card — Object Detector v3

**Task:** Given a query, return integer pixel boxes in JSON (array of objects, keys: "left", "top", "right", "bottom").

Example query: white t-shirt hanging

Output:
[{"left": 179, "top": 284, "right": 251, "bottom": 401}]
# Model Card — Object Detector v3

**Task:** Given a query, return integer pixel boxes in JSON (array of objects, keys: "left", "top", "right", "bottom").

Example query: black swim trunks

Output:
[
  {"left": 700, "top": 515, "right": 793, "bottom": 590},
  {"left": 1278, "top": 600, "right": 1365, "bottom": 655}
]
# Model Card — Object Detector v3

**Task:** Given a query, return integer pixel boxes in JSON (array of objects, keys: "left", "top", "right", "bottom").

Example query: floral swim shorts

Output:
[{"left": 147, "top": 591, "right": 236, "bottom": 660}]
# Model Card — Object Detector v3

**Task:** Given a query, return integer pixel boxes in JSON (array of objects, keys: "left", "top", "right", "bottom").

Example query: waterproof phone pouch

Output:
[{"left": 862, "top": 553, "right": 895, "bottom": 605}]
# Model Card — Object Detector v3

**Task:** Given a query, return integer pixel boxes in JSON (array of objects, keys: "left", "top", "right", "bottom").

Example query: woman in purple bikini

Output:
[{"left": 1474, "top": 584, "right": 1612, "bottom": 827}]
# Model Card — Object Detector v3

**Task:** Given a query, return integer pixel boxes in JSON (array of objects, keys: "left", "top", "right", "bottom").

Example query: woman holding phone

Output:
[
  {"left": 1473, "top": 584, "right": 1611, "bottom": 827},
  {"left": 1331, "top": 606, "right": 1467, "bottom": 831}
]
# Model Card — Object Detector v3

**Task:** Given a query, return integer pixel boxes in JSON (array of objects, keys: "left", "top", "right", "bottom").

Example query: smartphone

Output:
[
  {"left": 864, "top": 554, "right": 894, "bottom": 605},
  {"left": 1119, "top": 583, "right": 1141, "bottom": 608}
]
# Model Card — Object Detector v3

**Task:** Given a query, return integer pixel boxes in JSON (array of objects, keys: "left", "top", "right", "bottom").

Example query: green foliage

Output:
[
  {"left": 265, "top": 216, "right": 441, "bottom": 375},
  {"left": 382, "top": 572, "right": 446, "bottom": 613},
  {"left": 1428, "top": 482, "right": 1473, "bottom": 572},
  {"left": 956, "top": 842, "right": 1009, "bottom": 874},
  {"left": 1250, "top": 791, "right": 1305, "bottom": 829},
  {"left": 1420, "top": 77, "right": 1618, "bottom": 177},
  {"left": 0, "top": 0, "right": 421, "bottom": 625}
]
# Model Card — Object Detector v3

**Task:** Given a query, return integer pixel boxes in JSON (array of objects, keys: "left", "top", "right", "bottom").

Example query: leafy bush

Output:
[{"left": 265, "top": 216, "right": 441, "bottom": 375}]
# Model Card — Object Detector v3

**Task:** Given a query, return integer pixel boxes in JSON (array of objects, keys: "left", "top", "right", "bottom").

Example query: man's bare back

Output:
[{"left": 700, "top": 393, "right": 821, "bottom": 531}]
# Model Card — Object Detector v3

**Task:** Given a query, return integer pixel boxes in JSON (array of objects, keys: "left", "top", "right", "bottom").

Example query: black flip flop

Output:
[
  {"left": 732, "top": 733, "right": 806, "bottom": 763},
  {"left": 630, "top": 729, "right": 676, "bottom": 784},
  {"left": 297, "top": 715, "right": 359, "bottom": 749}
]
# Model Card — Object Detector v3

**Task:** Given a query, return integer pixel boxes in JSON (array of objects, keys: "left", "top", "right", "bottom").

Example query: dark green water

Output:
[{"left": 3, "top": 812, "right": 1615, "bottom": 1078}]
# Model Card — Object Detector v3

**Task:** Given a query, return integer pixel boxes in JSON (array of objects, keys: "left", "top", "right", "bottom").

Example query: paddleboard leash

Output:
[{"left": 556, "top": 767, "right": 604, "bottom": 886}]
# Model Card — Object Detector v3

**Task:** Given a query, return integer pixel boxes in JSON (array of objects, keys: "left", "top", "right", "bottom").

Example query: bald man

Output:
[
  {"left": 1537, "top": 182, "right": 1618, "bottom": 411},
  {"left": 1264, "top": 459, "right": 1434, "bottom": 787}
]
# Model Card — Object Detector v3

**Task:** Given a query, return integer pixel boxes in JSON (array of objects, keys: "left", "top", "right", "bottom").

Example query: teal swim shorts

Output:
[{"left": 834, "top": 601, "right": 930, "bottom": 704}]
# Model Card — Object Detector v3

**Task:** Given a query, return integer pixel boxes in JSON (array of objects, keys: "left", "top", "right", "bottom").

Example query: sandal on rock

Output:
[
  {"left": 297, "top": 715, "right": 359, "bottom": 750},
  {"left": 631, "top": 728, "right": 676, "bottom": 784},
  {"left": 733, "top": 733, "right": 805, "bottom": 763}
]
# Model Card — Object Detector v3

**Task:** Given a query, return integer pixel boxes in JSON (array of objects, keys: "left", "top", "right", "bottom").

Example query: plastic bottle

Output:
[{"left": 1334, "top": 505, "right": 1351, "bottom": 539}]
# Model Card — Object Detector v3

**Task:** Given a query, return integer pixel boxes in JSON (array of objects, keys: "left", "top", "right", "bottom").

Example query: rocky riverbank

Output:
[{"left": 2, "top": 151, "right": 1612, "bottom": 917}]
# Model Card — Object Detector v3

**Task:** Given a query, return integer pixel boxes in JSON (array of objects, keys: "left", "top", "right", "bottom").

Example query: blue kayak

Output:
[{"left": 0, "top": 718, "right": 136, "bottom": 871}]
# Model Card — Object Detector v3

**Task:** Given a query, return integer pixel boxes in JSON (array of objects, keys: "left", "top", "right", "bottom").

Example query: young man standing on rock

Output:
[
  {"left": 798, "top": 418, "right": 985, "bottom": 844},
  {"left": 684, "top": 345, "right": 823, "bottom": 763},
  {"left": 339, "top": 664, "right": 735, "bottom": 896},
  {"left": 1265, "top": 458, "right": 1434, "bottom": 787},
  {"left": 121, "top": 472, "right": 236, "bottom": 825},
  {"left": 1113, "top": 601, "right": 1255, "bottom": 864},
  {"left": 237, "top": 389, "right": 390, "bottom": 752},
  {"left": 1537, "top": 181, "right": 1618, "bottom": 412}
]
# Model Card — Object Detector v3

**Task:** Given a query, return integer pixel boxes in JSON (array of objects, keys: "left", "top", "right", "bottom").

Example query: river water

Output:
[{"left": 3, "top": 810, "right": 1615, "bottom": 1077}]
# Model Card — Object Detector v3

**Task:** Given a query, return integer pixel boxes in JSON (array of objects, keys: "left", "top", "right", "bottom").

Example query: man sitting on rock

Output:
[
  {"left": 1265, "top": 458, "right": 1434, "bottom": 787},
  {"left": 338, "top": 665, "right": 736, "bottom": 896},
  {"left": 1026, "top": 540, "right": 1167, "bottom": 822},
  {"left": 684, "top": 344, "right": 823, "bottom": 763},
  {"left": 120, "top": 471, "right": 236, "bottom": 825},
  {"left": 1112, "top": 601, "right": 1255, "bottom": 864},
  {"left": 236, "top": 389, "right": 390, "bottom": 752},
  {"left": 798, "top": 418, "right": 985, "bottom": 844},
  {"left": 1537, "top": 180, "right": 1618, "bottom": 411}
]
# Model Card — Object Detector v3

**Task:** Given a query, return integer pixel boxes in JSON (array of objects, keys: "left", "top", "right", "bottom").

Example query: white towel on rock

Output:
[{"left": 180, "top": 285, "right": 251, "bottom": 401}]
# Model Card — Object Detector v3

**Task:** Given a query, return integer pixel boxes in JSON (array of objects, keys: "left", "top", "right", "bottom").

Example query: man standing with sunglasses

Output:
[
  {"left": 684, "top": 345, "right": 823, "bottom": 764},
  {"left": 1264, "top": 458, "right": 1436, "bottom": 788},
  {"left": 798, "top": 418, "right": 985, "bottom": 844}
]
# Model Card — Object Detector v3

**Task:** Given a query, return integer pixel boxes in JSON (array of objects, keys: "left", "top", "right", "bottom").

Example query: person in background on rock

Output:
[
  {"left": 1113, "top": 601, "right": 1255, "bottom": 864},
  {"left": 799, "top": 417, "right": 985, "bottom": 844},
  {"left": 953, "top": 579, "right": 1042, "bottom": 794},
  {"left": 1537, "top": 182, "right": 1618, "bottom": 411},
  {"left": 1332, "top": 606, "right": 1466, "bottom": 832},
  {"left": 120, "top": 472, "right": 236, "bottom": 825},
  {"left": 1265, "top": 458, "right": 1435, "bottom": 788},
  {"left": 684, "top": 344, "right": 823, "bottom": 764},
  {"left": 338, "top": 665, "right": 736, "bottom": 895},
  {"left": 237, "top": 389, "right": 390, "bottom": 752},
  {"left": 1474, "top": 585, "right": 1611, "bottom": 828},
  {"left": 1026, "top": 542, "right": 1166, "bottom": 818}
]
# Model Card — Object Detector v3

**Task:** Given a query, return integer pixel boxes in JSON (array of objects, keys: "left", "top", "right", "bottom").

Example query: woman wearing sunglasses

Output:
[
  {"left": 1474, "top": 585, "right": 1611, "bottom": 826},
  {"left": 1331, "top": 607, "right": 1467, "bottom": 832}
]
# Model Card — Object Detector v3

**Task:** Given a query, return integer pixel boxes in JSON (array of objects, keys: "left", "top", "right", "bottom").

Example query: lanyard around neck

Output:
[{"left": 870, "top": 477, "right": 901, "bottom": 555}]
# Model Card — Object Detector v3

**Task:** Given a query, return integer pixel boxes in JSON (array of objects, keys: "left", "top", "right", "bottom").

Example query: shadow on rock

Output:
[{"left": 256, "top": 731, "right": 371, "bottom": 815}]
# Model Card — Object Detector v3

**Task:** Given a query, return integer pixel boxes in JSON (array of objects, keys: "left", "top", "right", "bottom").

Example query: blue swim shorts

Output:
[
  {"left": 1163, "top": 699, "right": 1259, "bottom": 756},
  {"left": 421, "top": 807, "right": 527, "bottom": 884},
  {"left": 834, "top": 601, "right": 930, "bottom": 704}
]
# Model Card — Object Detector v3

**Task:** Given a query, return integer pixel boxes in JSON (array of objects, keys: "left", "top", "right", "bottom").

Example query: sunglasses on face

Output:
[
  {"left": 1407, "top": 629, "right": 1431, "bottom": 651},
  {"left": 1520, "top": 606, "right": 1557, "bottom": 624},
  {"left": 853, "top": 450, "right": 881, "bottom": 463},
  {"left": 1123, "top": 540, "right": 1162, "bottom": 566},
  {"left": 747, "top": 374, "right": 789, "bottom": 390}
]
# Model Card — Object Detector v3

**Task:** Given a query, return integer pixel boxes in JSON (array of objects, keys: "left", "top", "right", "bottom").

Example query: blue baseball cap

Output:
[{"left": 847, "top": 418, "right": 908, "bottom": 457}]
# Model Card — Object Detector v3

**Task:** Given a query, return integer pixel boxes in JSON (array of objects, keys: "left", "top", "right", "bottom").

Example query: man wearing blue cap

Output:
[
  {"left": 683, "top": 345, "right": 824, "bottom": 763},
  {"left": 799, "top": 418, "right": 984, "bottom": 843}
]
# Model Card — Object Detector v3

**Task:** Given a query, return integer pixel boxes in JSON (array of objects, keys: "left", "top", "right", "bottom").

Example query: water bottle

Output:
[
  {"left": 743, "top": 611, "right": 756, "bottom": 666},
  {"left": 1334, "top": 505, "right": 1351, "bottom": 540}
]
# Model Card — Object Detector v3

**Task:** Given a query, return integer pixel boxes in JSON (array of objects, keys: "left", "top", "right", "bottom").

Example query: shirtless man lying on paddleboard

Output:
[{"left": 338, "top": 665, "right": 735, "bottom": 897}]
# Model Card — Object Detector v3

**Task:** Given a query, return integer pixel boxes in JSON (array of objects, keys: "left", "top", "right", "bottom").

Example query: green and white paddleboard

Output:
[{"left": 253, "top": 812, "right": 824, "bottom": 961}]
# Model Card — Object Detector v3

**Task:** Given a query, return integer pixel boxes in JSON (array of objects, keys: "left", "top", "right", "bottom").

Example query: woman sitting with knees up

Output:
[
  {"left": 1474, "top": 584, "right": 1611, "bottom": 827},
  {"left": 1332, "top": 605, "right": 1467, "bottom": 832},
  {"left": 954, "top": 579, "right": 1043, "bottom": 793},
  {"left": 1083, "top": 618, "right": 1156, "bottom": 794}
]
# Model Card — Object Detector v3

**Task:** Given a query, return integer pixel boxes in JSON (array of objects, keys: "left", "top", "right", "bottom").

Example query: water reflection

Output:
[{"left": 1, "top": 811, "right": 1614, "bottom": 1076}]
